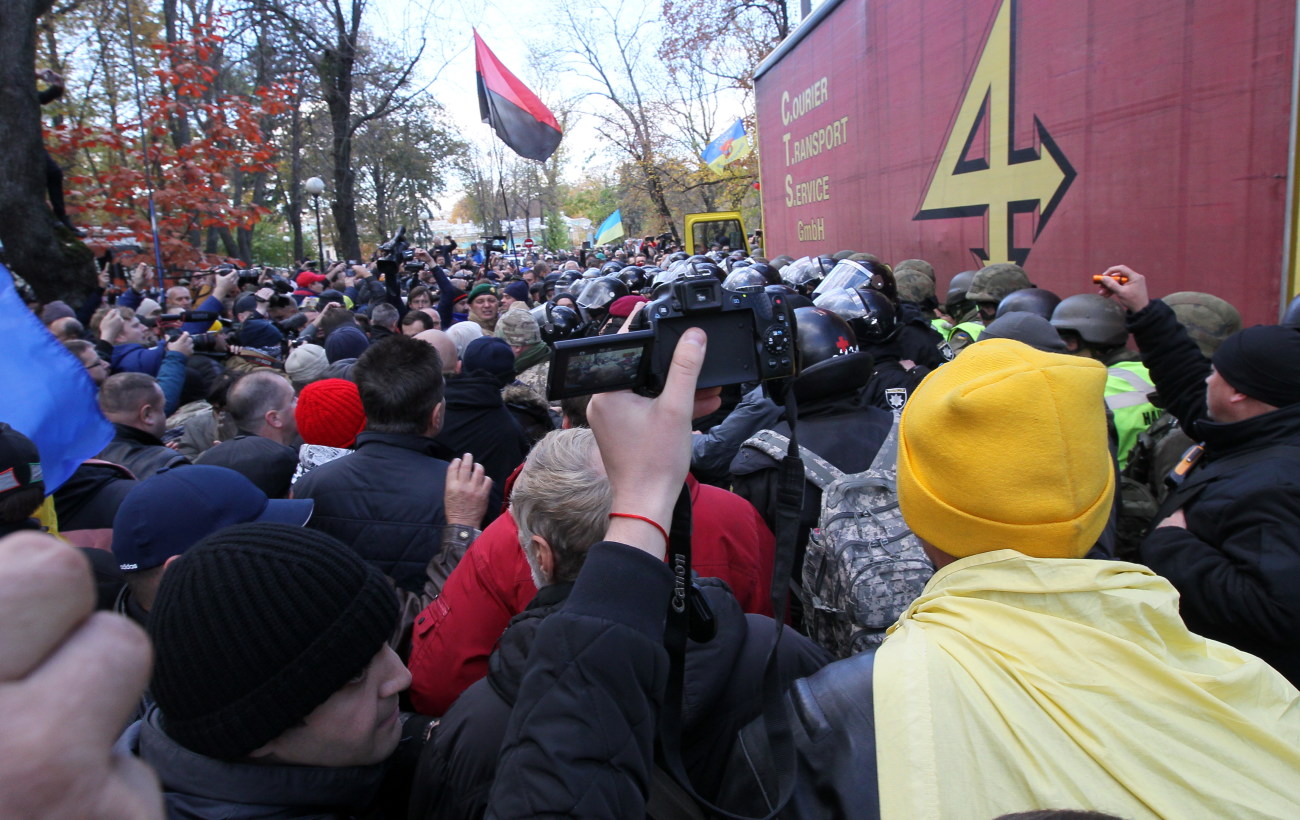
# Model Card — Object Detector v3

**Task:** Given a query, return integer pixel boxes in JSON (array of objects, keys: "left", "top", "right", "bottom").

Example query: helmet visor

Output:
[
  {"left": 813, "top": 288, "right": 867, "bottom": 321},
  {"left": 814, "top": 259, "right": 876, "bottom": 296}
]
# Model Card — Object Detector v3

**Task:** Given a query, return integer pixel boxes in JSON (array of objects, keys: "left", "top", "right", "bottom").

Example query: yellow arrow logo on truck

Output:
[{"left": 916, "top": 0, "right": 1075, "bottom": 266}]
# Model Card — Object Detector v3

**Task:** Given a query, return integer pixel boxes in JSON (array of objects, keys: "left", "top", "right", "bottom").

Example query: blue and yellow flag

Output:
[
  {"left": 701, "top": 119, "right": 752, "bottom": 173},
  {"left": 0, "top": 262, "right": 113, "bottom": 492},
  {"left": 594, "top": 209, "right": 624, "bottom": 245}
]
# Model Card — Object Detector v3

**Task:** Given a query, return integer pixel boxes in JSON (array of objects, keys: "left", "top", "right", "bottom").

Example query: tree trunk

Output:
[
  {"left": 287, "top": 98, "right": 305, "bottom": 262},
  {"left": 643, "top": 157, "right": 677, "bottom": 240},
  {"left": 161, "top": 0, "right": 192, "bottom": 152},
  {"left": 0, "top": 0, "right": 96, "bottom": 304},
  {"left": 320, "top": 47, "right": 361, "bottom": 260}
]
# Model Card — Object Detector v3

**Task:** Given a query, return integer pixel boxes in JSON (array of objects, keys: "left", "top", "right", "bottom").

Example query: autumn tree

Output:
[
  {"left": 556, "top": 0, "right": 680, "bottom": 240},
  {"left": 353, "top": 92, "right": 464, "bottom": 241},
  {"left": 48, "top": 21, "right": 293, "bottom": 272},
  {"left": 250, "top": 0, "right": 444, "bottom": 260},
  {"left": 660, "top": 0, "right": 793, "bottom": 91}
]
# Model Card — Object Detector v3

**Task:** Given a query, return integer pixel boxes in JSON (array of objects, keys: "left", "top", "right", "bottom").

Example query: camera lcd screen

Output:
[{"left": 548, "top": 331, "right": 654, "bottom": 400}]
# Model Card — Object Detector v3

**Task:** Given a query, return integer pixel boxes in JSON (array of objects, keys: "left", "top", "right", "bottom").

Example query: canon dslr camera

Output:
[{"left": 547, "top": 273, "right": 797, "bottom": 399}]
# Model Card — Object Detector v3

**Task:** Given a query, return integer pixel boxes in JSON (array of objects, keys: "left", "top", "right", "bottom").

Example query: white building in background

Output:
[{"left": 423, "top": 214, "right": 593, "bottom": 250}]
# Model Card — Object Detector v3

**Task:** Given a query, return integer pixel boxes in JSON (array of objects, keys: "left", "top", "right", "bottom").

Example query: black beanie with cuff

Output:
[{"left": 148, "top": 523, "right": 397, "bottom": 760}]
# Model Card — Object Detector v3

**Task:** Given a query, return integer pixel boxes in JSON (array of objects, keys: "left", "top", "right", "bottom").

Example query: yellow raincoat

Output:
[{"left": 875, "top": 550, "right": 1300, "bottom": 819}]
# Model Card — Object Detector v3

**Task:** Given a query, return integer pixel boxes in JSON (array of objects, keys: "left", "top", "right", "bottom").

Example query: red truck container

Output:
[{"left": 753, "top": 0, "right": 1300, "bottom": 323}]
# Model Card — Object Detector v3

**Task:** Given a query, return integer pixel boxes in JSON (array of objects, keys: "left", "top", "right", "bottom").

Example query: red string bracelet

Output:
[{"left": 608, "top": 512, "right": 669, "bottom": 548}]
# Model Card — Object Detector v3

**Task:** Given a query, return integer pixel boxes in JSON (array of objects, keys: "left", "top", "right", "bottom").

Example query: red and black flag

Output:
[{"left": 474, "top": 30, "right": 562, "bottom": 162}]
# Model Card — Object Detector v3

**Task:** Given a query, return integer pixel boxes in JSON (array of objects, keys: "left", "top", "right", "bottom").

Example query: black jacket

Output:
[
  {"left": 483, "top": 543, "right": 672, "bottom": 818},
  {"left": 292, "top": 432, "right": 453, "bottom": 592},
  {"left": 412, "top": 578, "right": 829, "bottom": 819},
  {"left": 895, "top": 303, "right": 950, "bottom": 370},
  {"left": 98, "top": 423, "right": 190, "bottom": 480},
  {"left": 859, "top": 337, "right": 928, "bottom": 413},
  {"left": 730, "top": 393, "right": 892, "bottom": 560},
  {"left": 117, "top": 707, "right": 387, "bottom": 819},
  {"left": 52, "top": 459, "right": 136, "bottom": 550},
  {"left": 720, "top": 650, "right": 879, "bottom": 819},
  {"left": 1131, "top": 300, "right": 1300, "bottom": 685},
  {"left": 434, "top": 372, "right": 529, "bottom": 501}
]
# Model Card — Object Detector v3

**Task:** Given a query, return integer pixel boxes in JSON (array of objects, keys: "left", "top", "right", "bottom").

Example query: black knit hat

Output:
[
  {"left": 1212, "top": 324, "right": 1300, "bottom": 408},
  {"left": 148, "top": 523, "right": 397, "bottom": 760}
]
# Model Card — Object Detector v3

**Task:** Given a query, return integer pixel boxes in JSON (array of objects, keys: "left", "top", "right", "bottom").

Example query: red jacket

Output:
[{"left": 407, "top": 474, "right": 775, "bottom": 715}]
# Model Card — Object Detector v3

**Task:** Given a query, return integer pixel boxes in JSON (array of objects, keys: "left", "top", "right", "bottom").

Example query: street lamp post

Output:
[{"left": 304, "top": 176, "right": 326, "bottom": 265}]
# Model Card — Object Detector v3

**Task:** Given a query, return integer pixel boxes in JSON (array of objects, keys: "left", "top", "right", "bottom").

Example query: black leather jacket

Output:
[
  {"left": 720, "top": 650, "right": 880, "bottom": 819},
  {"left": 98, "top": 423, "right": 190, "bottom": 480}
]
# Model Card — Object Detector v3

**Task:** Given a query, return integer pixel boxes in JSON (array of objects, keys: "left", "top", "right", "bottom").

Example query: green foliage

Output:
[
  {"left": 562, "top": 176, "right": 621, "bottom": 223},
  {"left": 354, "top": 97, "right": 466, "bottom": 238},
  {"left": 250, "top": 217, "right": 295, "bottom": 266},
  {"left": 542, "top": 208, "right": 568, "bottom": 251}
]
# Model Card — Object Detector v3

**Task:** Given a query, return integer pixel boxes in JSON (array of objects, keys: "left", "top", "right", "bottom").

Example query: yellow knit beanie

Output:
[{"left": 897, "top": 338, "right": 1114, "bottom": 559}]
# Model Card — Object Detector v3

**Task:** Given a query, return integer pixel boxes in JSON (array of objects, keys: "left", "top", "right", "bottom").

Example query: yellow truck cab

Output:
[{"left": 684, "top": 212, "right": 749, "bottom": 255}]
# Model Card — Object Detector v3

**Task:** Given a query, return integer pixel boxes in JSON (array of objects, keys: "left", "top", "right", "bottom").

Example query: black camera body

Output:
[
  {"left": 547, "top": 274, "right": 797, "bottom": 399},
  {"left": 376, "top": 226, "right": 410, "bottom": 275},
  {"left": 159, "top": 310, "right": 225, "bottom": 353}
]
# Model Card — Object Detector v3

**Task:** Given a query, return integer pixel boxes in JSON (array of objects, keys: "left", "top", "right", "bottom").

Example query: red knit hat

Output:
[{"left": 295, "top": 379, "right": 366, "bottom": 449}]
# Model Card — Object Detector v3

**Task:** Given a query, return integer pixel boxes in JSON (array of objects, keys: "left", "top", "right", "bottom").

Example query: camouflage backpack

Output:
[{"left": 741, "top": 422, "right": 933, "bottom": 658}]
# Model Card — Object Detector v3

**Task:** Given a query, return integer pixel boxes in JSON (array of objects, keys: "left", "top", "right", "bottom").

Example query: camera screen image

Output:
[
  {"left": 548, "top": 330, "right": 654, "bottom": 400},
  {"left": 565, "top": 349, "right": 642, "bottom": 391}
]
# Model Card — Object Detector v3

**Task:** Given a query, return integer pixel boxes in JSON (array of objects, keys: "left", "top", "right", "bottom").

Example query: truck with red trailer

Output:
[{"left": 753, "top": 0, "right": 1300, "bottom": 324}]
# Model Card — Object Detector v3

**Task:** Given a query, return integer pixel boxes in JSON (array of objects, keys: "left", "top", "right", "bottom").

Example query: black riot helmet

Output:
[
  {"left": 781, "top": 256, "right": 832, "bottom": 295},
  {"left": 722, "top": 267, "right": 770, "bottom": 293},
  {"left": 575, "top": 275, "right": 629, "bottom": 312},
  {"left": 813, "top": 287, "right": 899, "bottom": 344},
  {"left": 533, "top": 303, "right": 584, "bottom": 344},
  {"left": 556, "top": 271, "right": 581, "bottom": 290},
  {"left": 746, "top": 262, "right": 781, "bottom": 286},
  {"left": 791, "top": 306, "right": 874, "bottom": 403},
  {"left": 617, "top": 265, "right": 650, "bottom": 294},
  {"left": 814, "top": 258, "right": 899, "bottom": 305},
  {"left": 794, "top": 306, "right": 860, "bottom": 369},
  {"left": 945, "top": 270, "right": 978, "bottom": 315},
  {"left": 996, "top": 287, "right": 1062, "bottom": 321}
]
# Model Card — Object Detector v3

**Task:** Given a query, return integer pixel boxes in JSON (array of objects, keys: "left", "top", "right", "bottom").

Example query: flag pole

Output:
[
  {"left": 490, "top": 143, "right": 515, "bottom": 254},
  {"left": 498, "top": 176, "right": 515, "bottom": 254}
]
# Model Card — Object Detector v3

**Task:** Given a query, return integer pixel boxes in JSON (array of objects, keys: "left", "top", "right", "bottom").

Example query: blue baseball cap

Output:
[{"left": 111, "top": 465, "right": 313, "bottom": 572}]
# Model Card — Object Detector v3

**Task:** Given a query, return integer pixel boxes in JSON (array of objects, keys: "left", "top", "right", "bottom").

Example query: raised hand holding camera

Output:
[
  {"left": 547, "top": 273, "right": 797, "bottom": 401},
  {"left": 589, "top": 329, "right": 707, "bottom": 560}
]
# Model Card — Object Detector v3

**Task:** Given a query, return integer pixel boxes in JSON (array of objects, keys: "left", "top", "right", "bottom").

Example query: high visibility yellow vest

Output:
[
  {"left": 1105, "top": 361, "right": 1159, "bottom": 469},
  {"left": 948, "top": 321, "right": 984, "bottom": 354}
]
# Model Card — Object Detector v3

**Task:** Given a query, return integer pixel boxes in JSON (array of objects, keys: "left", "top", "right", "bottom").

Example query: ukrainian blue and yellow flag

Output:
[
  {"left": 0, "top": 262, "right": 113, "bottom": 493},
  {"left": 595, "top": 209, "right": 624, "bottom": 245},
  {"left": 701, "top": 119, "right": 752, "bottom": 173}
]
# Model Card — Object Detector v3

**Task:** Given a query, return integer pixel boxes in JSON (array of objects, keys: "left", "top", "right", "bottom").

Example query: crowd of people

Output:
[{"left": 3, "top": 234, "right": 1300, "bottom": 819}]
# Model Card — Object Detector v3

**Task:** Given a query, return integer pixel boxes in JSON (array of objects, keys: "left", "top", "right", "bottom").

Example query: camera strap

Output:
[{"left": 656, "top": 389, "right": 803, "bottom": 819}]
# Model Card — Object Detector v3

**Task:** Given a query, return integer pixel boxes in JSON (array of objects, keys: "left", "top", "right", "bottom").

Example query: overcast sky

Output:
[{"left": 369, "top": 0, "right": 772, "bottom": 214}]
